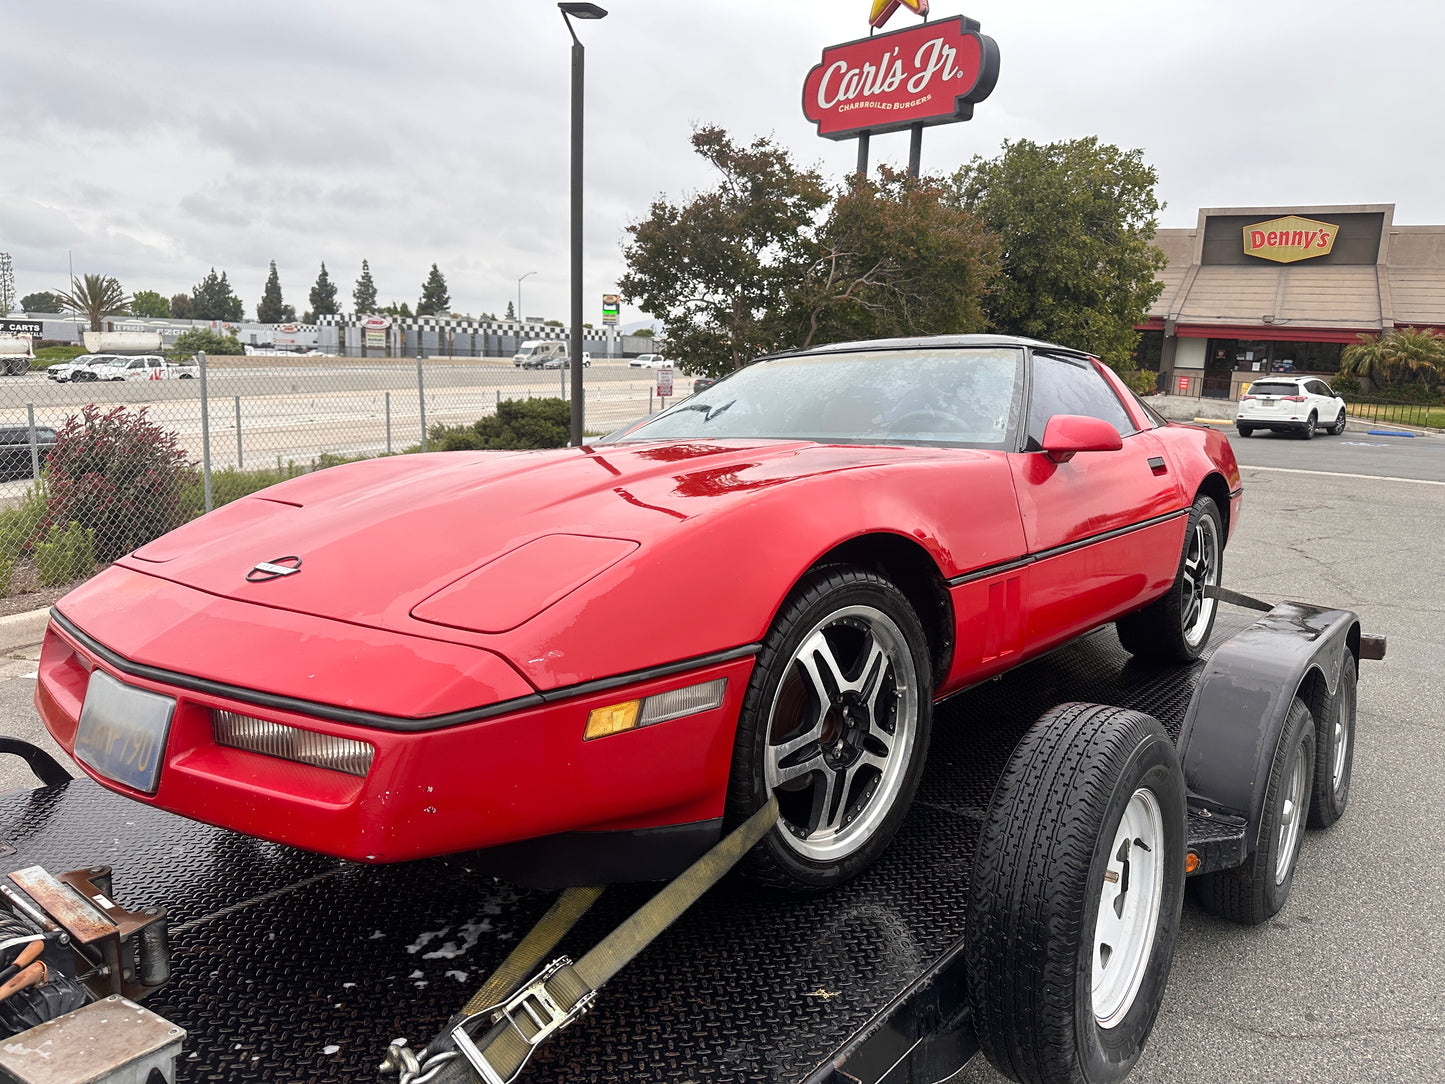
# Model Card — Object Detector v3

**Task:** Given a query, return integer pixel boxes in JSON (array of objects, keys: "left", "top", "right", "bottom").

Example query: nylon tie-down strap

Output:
[
  {"left": 405, "top": 797, "right": 779, "bottom": 1084},
  {"left": 462, "top": 885, "right": 605, "bottom": 1018},
  {"left": 1205, "top": 585, "right": 1274, "bottom": 612}
]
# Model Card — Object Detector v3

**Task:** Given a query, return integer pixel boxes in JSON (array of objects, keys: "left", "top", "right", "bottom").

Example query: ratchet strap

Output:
[
  {"left": 384, "top": 797, "right": 779, "bottom": 1084},
  {"left": 1205, "top": 585, "right": 1273, "bottom": 613}
]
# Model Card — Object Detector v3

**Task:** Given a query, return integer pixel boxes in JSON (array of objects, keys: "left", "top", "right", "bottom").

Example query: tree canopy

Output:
[
  {"left": 190, "top": 268, "right": 244, "bottom": 322},
  {"left": 172, "top": 328, "right": 243, "bottom": 358},
  {"left": 309, "top": 263, "right": 338, "bottom": 317},
  {"left": 504, "top": 300, "right": 515, "bottom": 320},
  {"left": 417, "top": 264, "right": 450, "bottom": 316},
  {"left": 170, "top": 293, "right": 193, "bottom": 319},
  {"left": 1341, "top": 327, "right": 1445, "bottom": 391},
  {"left": 130, "top": 290, "right": 170, "bottom": 318},
  {"left": 951, "top": 136, "right": 1166, "bottom": 369},
  {"left": 257, "top": 261, "right": 287, "bottom": 323},
  {"left": 353, "top": 260, "right": 378, "bottom": 314},
  {"left": 20, "top": 291, "right": 63, "bottom": 313},
  {"left": 57, "top": 274, "right": 130, "bottom": 332}
]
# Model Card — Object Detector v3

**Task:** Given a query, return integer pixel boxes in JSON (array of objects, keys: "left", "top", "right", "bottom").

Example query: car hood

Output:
[{"left": 114, "top": 440, "right": 973, "bottom": 641}]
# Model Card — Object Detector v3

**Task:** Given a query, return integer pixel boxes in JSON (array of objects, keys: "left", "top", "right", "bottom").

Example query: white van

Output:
[{"left": 512, "top": 341, "right": 567, "bottom": 368}]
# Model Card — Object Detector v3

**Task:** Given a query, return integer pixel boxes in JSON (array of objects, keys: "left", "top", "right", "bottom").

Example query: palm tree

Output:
[{"left": 56, "top": 274, "right": 130, "bottom": 332}]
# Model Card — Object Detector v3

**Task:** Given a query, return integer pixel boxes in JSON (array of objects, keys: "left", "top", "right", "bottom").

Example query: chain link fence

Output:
[{"left": 0, "top": 353, "right": 692, "bottom": 601}]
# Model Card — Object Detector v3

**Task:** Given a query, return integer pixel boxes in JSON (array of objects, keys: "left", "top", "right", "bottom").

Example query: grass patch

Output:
[{"left": 1347, "top": 402, "right": 1445, "bottom": 429}]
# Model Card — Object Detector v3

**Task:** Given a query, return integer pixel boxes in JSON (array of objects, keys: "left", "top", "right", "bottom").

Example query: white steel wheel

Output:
[
  {"left": 764, "top": 604, "right": 920, "bottom": 862},
  {"left": 1093, "top": 788, "right": 1166, "bottom": 1029},
  {"left": 1274, "top": 738, "right": 1308, "bottom": 885}
]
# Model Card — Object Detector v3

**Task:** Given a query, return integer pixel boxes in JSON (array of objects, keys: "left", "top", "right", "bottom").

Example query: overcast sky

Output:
[{"left": 5, "top": 0, "right": 1442, "bottom": 326}]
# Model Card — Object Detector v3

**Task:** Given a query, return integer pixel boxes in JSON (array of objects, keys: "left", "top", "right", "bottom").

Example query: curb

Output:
[{"left": 0, "top": 609, "right": 51, "bottom": 655}]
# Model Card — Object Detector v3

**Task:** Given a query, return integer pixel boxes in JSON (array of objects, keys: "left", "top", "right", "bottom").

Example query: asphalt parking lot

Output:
[{"left": 0, "top": 431, "right": 1438, "bottom": 1083}]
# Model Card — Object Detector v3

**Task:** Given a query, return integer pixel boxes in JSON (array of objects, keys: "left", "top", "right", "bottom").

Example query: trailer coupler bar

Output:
[{"left": 382, "top": 798, "right": 779, "bottom": 1084}]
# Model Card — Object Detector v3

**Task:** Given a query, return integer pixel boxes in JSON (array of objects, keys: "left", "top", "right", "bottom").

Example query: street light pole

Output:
[
  {"left": 516, "top": 271, "right": 536, "bottom": 327},
  {"left": 559, "top": 3, "right": 607, "bottom": 447}
]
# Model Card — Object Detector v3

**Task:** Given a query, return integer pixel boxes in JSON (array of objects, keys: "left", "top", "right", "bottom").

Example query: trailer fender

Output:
[{"left": 1177, "top": 602, "right": 1359, "bottom": 855}]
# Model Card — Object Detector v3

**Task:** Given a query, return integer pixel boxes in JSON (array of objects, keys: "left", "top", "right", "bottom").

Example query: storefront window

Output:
[{"left": 1265, "top": 341, "right": 1343, "bottom": 374}]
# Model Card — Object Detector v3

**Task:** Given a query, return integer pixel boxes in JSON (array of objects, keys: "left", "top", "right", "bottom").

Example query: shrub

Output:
[
  {"left": 0, "top": 483, "right": 52, "bottom": 593},
  {"left": 33, "top": 522, "right": 95, "bottom": 587},
  {"left": 1330, "top": 372, "right": 1361, "bottom": 398},
  {"left": 171, "top": 328, "right": 243, "bottom": 358},
  {"left": 425, "top": 398, "right": 571, "bottom": 452},
  {"left": 1116, "top": 368, "right": 1158, "bottom": 396},
  {"left": 45, "top": 405, "right": 196, "bottom": 562}
]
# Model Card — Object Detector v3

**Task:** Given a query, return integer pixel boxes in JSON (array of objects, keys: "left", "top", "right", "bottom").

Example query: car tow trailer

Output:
[{"left": 0, "top": 596, "right": 1381, "bottom": 1084}]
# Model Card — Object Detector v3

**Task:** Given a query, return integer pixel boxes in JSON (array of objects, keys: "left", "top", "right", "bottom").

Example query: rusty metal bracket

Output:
[{"left": 3, "top": 865, "right": 169, "bottom": 1001}]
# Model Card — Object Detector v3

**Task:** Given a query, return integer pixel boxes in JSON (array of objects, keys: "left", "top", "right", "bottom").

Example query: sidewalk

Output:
[{"left": 0, "top": 609, "right": 49, "bottom": 655}]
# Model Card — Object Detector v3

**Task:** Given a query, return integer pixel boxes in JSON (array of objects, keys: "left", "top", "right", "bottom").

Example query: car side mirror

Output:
[{"left": 1040, "top": 414, "right": 1124, "bottom": 464}]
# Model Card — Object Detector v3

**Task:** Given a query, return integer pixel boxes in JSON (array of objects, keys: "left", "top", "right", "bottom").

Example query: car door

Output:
[{"left": 1008, "top": 353, "right": 1187, "bottom": 654}]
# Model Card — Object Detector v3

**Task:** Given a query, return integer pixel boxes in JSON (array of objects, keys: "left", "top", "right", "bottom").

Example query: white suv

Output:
[{"left": 1236, "top": 376, "right": 1346, "bottom": 439}]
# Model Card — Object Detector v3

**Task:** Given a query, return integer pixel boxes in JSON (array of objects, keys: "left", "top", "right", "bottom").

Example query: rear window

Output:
[{"left": 1248, "top": 382, "right": 1302, "bottom": 396}]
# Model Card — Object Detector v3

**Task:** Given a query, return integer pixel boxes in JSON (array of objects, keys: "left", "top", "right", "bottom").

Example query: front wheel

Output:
[
  {"left": 1328, "top": 409, "right": 1347, "bottom": 436},
  {"left": 1115, "top": 494, "right": 1223, "bottom": 663},
  {"left": 726, "top": 567, "right": 932, "bottom": 892},
  {"left": 967, "top": 704, "right": 1186, "bottom": 1084}
]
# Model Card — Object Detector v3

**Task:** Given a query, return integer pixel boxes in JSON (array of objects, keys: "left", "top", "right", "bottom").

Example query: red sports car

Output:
[{"left": 36, "top": 336, "right": 1240, "bottom": 891}]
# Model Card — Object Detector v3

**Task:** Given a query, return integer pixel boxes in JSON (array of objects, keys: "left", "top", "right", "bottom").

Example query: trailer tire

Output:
[
  {"left": 1115, "top": 494, "right": 1223, "bottom": 664},
  {"left": 1308, "top": 654, "right": 1356, "bottom": 829},
  {"left": 1193, "top": 697, "right": 1315, "bottom": 925},
  {"left": 966, "top": 703, "right": 1185, "bottom": 1084}
]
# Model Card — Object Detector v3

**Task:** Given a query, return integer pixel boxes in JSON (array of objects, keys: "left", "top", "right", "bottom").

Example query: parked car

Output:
[
  {"left": 1236, "top": 376, "right": 1346, "bottom": 438},
  {"left": 47, "top": 354, "right": 123, "bottom": 383},
  {"left": 629, "top": 353, "right": 671, "bottom": 369},
  {"left": 692, "top": 376, "right": 720, "bottom": 394},
  {"left": 541, "top": 353, "right": 591, "bottom": 369},
  {"left": 90, "top": 355, "right": 195, "bottom": 381},
  {"left": 0, "top": 425, "right": 57, "bottom": 480},
  {"left": 36, "top": 335, "right": 1240, "bottom": 893}
]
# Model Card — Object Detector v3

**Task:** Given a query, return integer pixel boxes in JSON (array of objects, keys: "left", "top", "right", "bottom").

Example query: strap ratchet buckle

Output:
[{"left": 452, "top": 957, "right": 596, "bottom": 1084}]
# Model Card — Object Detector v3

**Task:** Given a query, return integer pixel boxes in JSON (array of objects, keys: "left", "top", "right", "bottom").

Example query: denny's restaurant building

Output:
[{"left": 1139, "top": 204, "right": 1445, "bottom": 399}]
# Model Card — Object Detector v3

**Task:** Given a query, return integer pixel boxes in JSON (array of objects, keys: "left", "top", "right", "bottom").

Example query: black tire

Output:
[
  {"left": 1308, "top": 654, "right": 1356, "bottom": 829},
  {"left": 966, "top": 704, "right": 1186, "bottom": 1084},
  {"left": 726, "top": 566, "right": 932, "bottom": 892},
  {"left": 1193, "top": 697, "right": 1316, "bottom": 925},
  {"left": 1328, "top": 409, "right": 1347, "bottom": 436},
  {"left": 1300, "top": 413, "right": 1316, "bottom": 440},
  {"left": 1115, "top": 494, "right": 1223, "bottom": 663},
  {"left": 1235, "top": 425, "right": 1254, "bottom": 437}
]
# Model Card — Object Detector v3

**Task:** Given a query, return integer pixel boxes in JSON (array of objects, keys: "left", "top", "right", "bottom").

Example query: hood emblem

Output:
[{"left": 246, "top": 556, "right": 303, "bottom": 582}]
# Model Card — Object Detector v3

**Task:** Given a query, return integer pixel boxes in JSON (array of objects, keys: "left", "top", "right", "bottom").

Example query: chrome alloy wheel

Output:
[
  {"left": 1276, "top": 735, "right": 1309, "bottom": 884},
  {"left": 1181, "top": 513, "right": 1222, "bottom": 649},
  {"left": 1092, "top": 787, "right": 1166, "bottom": 1030},
  {"left": 764, "top": 605, "right": 919, "bottom": 862}
]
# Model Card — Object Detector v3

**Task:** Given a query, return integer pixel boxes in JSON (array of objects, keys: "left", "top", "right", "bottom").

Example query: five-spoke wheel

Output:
[{"left": 1116, "top": 494, "right": 1223, "bottom": 663}]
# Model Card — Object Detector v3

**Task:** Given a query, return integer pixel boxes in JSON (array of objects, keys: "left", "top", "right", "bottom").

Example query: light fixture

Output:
[{"left": 559, "top": 3, "right": 607, "bottom": 18}]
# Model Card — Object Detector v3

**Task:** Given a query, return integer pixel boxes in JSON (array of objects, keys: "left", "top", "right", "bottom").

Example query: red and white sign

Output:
[
  {"left": 802, "top": 16, "right": 999, "bottom": 140},
  {"left": 657, "top": 368, "right": 674, "bottom": 398}
]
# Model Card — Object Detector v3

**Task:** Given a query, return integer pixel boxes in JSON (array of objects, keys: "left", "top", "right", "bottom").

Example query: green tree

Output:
[
  {"left": 190, "top": 268, "right": 244, "bottom": 322},
  {"left": 353, "top": 260, "right": 378, "bottom": 314},
  {"left": 382, "top": 301, "right": 413, "bottom": 318},
  {"left": 620, "top": 126, "right": 830, "bottom": 375},
  {"left": 129, "top": 290, "right": 171, "bottom": 318},
  {"left": 170, "top": 293, "right": 193, "bottom": 319},
  {"left": 309, "top": 262, "right": 338, "bottom": 317},
  {"left": 57, "top": 274, "right": 130, "bottom": 332},
  {"left": 1340, "top": 327, "right": 1445, "bottom": 391},
  {"left": 952, "top": 137, "right": 1166, "bottom": 369},
  {"left": 172, "top": 328, "right": 243, "bottom": 357},
  {"left": 505, "top": 300, "right": 516, "bottom": 320},
  {"left": 417, "top": 264, "right": 450, "bottom": 316},
  {"left": 633, "top": 328, "right": 654, "bottom": 338},
  {"left": 257, "top": 260, "right": 286, "bottom": 323},
  {"left": 20, "top": 291, "right": 63, "bottom": 313},
  {"left": 788, "top": 166, "right": 999, "bottom": 349}
]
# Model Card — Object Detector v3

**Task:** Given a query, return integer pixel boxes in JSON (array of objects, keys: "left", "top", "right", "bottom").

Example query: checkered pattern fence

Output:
[{"left": 0, "top": 354, "right": 688, "bottom": 600}]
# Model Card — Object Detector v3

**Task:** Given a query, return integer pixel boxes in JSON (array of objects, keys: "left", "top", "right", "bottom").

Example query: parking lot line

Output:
[{"left": 1242, "top": 465, "right": 1445, "bottom": 486}]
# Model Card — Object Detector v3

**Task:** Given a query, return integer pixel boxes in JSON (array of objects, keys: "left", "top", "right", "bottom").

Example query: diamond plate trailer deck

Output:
[{"left": 0, "top": 606, "right": 1367, "bottom": 1084}]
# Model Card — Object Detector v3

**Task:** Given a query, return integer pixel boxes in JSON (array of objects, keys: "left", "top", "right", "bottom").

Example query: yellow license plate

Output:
[{"left": 75, "top": 671, "right": 175, "bottom": 794}]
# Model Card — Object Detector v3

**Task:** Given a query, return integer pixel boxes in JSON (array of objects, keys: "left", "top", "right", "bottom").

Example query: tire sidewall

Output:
[
  {"left": 1310, "top": 654, "right": 1356, "bottom": 828},
  {"left": 1074, "top": 740, "right": 1186, "bottom": 1080},
  {"left": 1258, "top": 703, "right": 1316, "bottom": 914},
  {"left": 733, "top": 570, "right": 933, "bottom": 889}
]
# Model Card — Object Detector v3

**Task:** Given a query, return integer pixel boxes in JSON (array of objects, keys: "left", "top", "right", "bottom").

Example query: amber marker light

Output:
[
  {"left": 585, "top": 700, "right": 640, "bottom": 740},
  {"left": 1185, "top": 852, "right": 1200, "bottom": 874}
]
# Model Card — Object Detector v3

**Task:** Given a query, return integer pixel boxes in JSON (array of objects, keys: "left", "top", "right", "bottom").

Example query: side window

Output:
[
  {"left": 1026, "top": 354, "right": 1137, "bottom": 448},
  {"left": 1311, "top": 380, "right": 1332, "bottom": 397},
  {"left": 129, "top": 359, "right": 144, "bottom": 369}
]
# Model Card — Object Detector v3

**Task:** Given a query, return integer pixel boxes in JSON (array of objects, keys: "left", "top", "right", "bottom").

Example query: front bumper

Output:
[{"left": 36, "top": 619, "right": 752, "bottom": 864}]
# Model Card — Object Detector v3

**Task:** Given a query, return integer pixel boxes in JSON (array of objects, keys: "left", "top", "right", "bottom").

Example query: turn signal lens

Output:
[
  {"left": 584, "top": 678, "right": 728, "bottom": 741},
  {"left": 213, "top": 711, "right": 374, "bottom": 777},
  {"left": 585, "top": 700, "right": 640, "bottom": 741},
  {"left": 1185, "top": 852, "right": 1200, "bottom": 874}
]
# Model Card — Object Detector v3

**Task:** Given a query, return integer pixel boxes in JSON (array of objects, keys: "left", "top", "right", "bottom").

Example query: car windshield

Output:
[
  {"left": 614, "top": 347, "right": 1024, "bottom": 447},
  {"left": 1249, "top": 382, "right": 1301, "bottom": 396}
]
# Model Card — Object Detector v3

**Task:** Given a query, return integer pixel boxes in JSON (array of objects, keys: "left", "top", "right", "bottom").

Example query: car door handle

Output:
[{"left": 1147, "top": 456, "right": 1168, "bottom": 475}]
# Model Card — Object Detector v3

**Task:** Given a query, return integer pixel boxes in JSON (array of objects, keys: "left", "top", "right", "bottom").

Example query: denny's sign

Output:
[
  {"left": 1243, "top": 215, "right": 1339, "bottom": 264},
  {"left": 802, "top": 16, "right": 1000, "bottom": 140}
]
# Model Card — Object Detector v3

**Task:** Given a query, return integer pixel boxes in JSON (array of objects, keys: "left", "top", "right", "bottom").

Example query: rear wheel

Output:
[
  {"left": 1235, "top": 425, "right": 1254, "bottom": 437},
  {"left": 967, "top": 704, "right": 1186, "bottom": 1084},
  {"left": 1308, "top": 654, "right": 1356, "bottom": 829},
  {"left": 1300, "top": 413, "right": 1316, "bottom": 439},
  {"left": 1116, "top": 494, "right": 1223, "bottom": 663},
  {"left": 726, "top": 567, "right": 932, "bottom": 892},
  {"left": 1193, "top": 698, "right": 1315, "bottom": 924}
]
